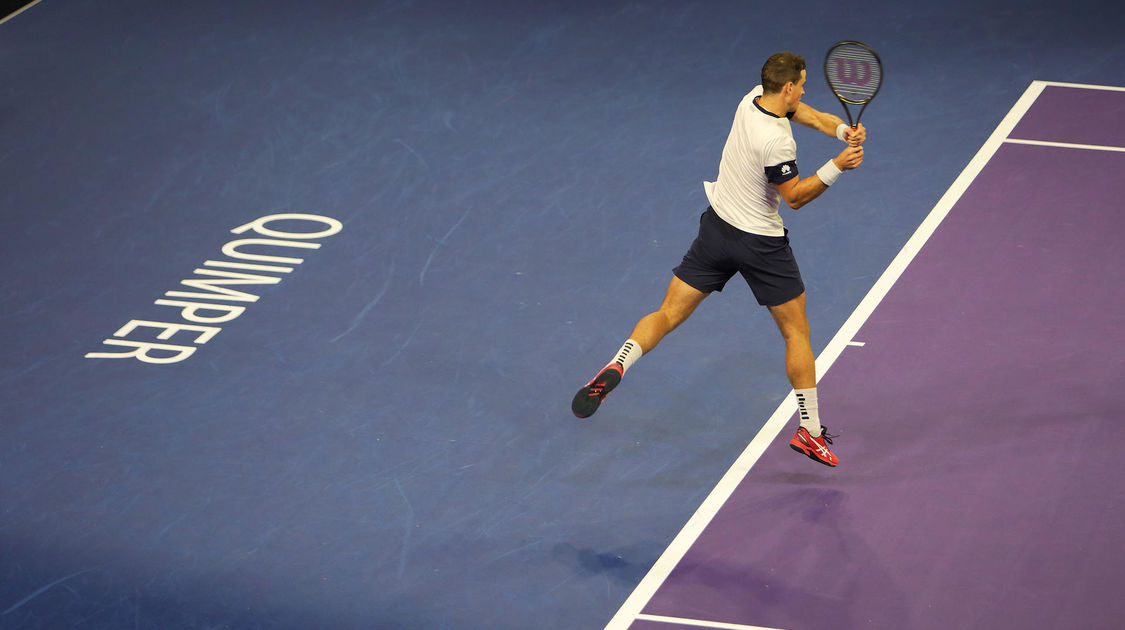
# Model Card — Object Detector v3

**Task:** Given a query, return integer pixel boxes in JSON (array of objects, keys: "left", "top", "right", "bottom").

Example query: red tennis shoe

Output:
[
  {"left": 571, "top": 363, "right": 623, "bottom": 418},
  {"left": 789, "top": 426, "right": 839, "bottom": 467}
]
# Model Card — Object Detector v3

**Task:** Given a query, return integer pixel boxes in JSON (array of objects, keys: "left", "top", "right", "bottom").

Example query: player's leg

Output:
[
  {"left": 629, "top": 275, "right": 708, "bottom": 353},
  {"left": 767, "top": 292, "right": 815, "bottom": 390},
  {"left": 768, "top": 293, "right": 838, "bottom": 466},
  {"left": 572, "top": 207, "right": 730, "bottom": 419},
  {"left": 571, "top": 276, "right": 708, "bottom": 419}
]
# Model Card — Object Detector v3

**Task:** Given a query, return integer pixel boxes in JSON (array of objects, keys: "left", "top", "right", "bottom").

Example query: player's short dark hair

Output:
[{"left": 762, "top": 52, "right": 806, "bottom": 94}]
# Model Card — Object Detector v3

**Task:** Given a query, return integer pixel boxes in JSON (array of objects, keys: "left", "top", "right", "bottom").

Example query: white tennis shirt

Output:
[{"left": 703, "top": 85, "right": 798, "bottom": 237}]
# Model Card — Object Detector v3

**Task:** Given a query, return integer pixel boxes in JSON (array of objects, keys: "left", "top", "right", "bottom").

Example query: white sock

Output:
[
  {"left": 612, "top": 339, "right": 643, "bottom": 373},
  {"left": 794, "top": 388, "right": 822, "bottom": 436}
]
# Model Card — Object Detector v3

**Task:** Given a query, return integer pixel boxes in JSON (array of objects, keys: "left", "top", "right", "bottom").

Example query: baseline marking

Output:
[
  {"left": 635, "top": 613, "right": 787, "bottom": 630},
  {"left": 1030, "top": 80, "right": 1125, "bottom": 92},
  {"left": 1004, "top": 138, "right": 1125, "bottom": 153},
  {"left": 604, "top": 79, "right": 1085, "bottom": 630}
]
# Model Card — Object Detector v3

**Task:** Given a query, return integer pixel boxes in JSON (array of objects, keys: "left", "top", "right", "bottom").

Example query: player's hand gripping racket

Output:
[{"left": 824, "top": 40, "right": 882, "bottom": 130}]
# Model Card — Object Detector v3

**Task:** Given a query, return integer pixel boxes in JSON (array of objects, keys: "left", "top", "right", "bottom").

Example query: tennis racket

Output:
[{"left": 824, "top": 40, "right": 882, "bottom": 129}]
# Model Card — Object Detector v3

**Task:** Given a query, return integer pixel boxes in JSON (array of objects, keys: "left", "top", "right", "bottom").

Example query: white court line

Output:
[
  {"left": 636, "top": 613, "right": 787, "bottom": 630},
  {"left": 1034, "top": 80, "right": 1125, "bottom": 92},
  {"left": 1004, "top": 138, "right": 1125, "bottom": 153},
  {"left": 0, "top": 0, "right": 42, "bottom": 26},
  {"left": 604, "top": 79, "right": 1097, "bottom": 630}
]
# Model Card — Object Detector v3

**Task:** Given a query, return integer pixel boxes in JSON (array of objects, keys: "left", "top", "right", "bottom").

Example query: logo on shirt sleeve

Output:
[{"left": 765, "top": 160, "right": 799, "bottom": 184}]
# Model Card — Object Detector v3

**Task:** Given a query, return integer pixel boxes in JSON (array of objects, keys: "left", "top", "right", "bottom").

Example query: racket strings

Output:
[{"left": 825, "top": 45, "right": 881, "bottom": 103}]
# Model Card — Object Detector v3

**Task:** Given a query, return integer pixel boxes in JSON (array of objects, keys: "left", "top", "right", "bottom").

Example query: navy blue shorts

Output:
[{"left": 673, "top": 207, "right": 805, "bottom": 306}]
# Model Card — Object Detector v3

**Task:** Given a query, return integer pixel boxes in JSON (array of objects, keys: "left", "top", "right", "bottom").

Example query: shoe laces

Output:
[{"left": 820, "top": 427, "right": 838, "bottom": 445}]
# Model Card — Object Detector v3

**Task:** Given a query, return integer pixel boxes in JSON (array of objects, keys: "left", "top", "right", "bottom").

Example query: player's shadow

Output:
[
  {"left": 550, "top": 540, "right": 663, "bottom": 585},
  {"left": 656, "top": 487, "right": 911, "bottom": 628}
]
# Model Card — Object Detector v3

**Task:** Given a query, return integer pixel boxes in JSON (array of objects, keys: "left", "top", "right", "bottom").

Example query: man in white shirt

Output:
[{"left": 572, "top": 52, "right": 865, "bottom": 467}]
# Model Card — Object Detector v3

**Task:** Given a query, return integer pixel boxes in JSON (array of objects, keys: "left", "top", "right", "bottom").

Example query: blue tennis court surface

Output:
[{"left": 2, "top": 2, "right": 1123, "bottom": 629}]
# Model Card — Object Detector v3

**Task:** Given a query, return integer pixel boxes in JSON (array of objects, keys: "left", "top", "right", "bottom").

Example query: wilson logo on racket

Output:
[
  {"left": 832, "top": 59, "right": 874, "bottom": 85},
  {"left": 824, "top": 40, "right": 883, "bottom": 126}
]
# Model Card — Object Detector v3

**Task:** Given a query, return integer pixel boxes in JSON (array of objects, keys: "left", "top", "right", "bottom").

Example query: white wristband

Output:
[
  {"left": 836, "top": 123, "right": 849, "bottom": 141},
  {"left": 817, "top": 159, "right": 842, "bottom": 186}
]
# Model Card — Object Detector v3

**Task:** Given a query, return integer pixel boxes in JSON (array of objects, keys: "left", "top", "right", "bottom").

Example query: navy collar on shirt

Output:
[{"left": 753, "top": 96, "right": 795, "bottom": 120}]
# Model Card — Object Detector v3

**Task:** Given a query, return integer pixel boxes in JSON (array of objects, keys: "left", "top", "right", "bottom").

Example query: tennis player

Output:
[{"left": 571, "top": 52, "right": 865, "bottom": 467}]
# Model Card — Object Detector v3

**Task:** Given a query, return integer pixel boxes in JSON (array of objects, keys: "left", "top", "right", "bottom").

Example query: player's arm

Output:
[
  {"left": 792, "top": 102, "right": 866, "bottom": 145},
  {"left": 774, "top": 145, "right": 864, "bottom": 210}
]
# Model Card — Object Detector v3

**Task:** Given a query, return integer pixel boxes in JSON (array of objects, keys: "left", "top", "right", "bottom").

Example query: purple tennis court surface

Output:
[{"left": 610, "top": 82, "right": 1125, "bottom": 629}]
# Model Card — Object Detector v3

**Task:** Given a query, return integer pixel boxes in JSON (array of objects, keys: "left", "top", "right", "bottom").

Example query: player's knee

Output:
[
  {"left": 660, "top": 305, "right": 694, "bottom": 330},
  {"left": 778, "top": 322, "right": 810, "bottom": 343},
  {"left": 772, "top": 313, "right": 809, "bottom": 341}
]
